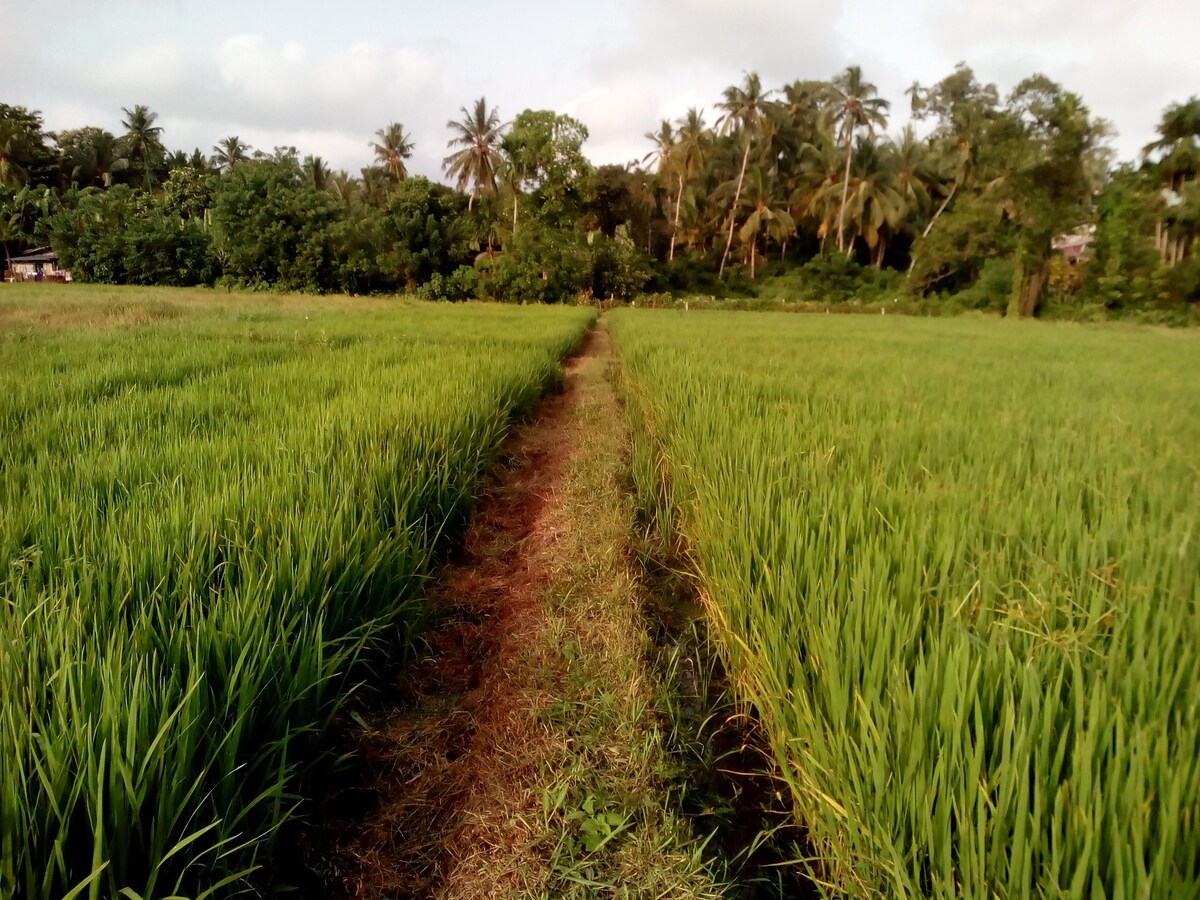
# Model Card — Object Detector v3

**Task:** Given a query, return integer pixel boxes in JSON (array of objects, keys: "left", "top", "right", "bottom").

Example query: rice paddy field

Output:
[
  {"left": 0, "top": 286, "right": 594, "bottom": 899},
  {"left": 611, "top": 310, "right": 1200, "bottom": 898}
]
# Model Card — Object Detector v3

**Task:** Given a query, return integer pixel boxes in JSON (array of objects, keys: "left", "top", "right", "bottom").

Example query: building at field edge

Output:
[{"left": 3, "top": 248, "right": 71, "bottom": 283}]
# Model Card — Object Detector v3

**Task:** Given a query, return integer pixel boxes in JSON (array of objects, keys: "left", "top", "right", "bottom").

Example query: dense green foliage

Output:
[
  {"left": 3, "top": 84, "right": 1197, "bottom": 315},
  {"left": 208, "top": 155, "right": 342, "bottom": 291},
  {"left": 613, "top": 310, "right": 1200, "bottom": 897},
  {"left": 0, "top": 287, "right": 594, "bottom": 898},
  {"left": 48, "top": 185, "right": 213, "bottom": 286}
]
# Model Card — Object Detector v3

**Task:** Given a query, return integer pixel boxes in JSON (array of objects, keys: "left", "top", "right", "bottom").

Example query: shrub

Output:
[{"left": 948, "top": 257, "right": 1015, "bottom": 312}]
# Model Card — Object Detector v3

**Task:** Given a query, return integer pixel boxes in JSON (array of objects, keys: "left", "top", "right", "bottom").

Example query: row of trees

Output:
[
  {"left": 639, "top": 68, "right": 1195, "bottom": 314},
  {"left": 2, "top": 67, "right": 1198, "bottom": 314},
  {"left": 1, "top": 100, "right": 647, "bottom": 298}
]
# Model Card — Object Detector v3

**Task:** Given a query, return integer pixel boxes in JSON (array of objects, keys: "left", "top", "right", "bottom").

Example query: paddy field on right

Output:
[{"left": 612, "top": 310, "right": 1200, "bottom": 898}]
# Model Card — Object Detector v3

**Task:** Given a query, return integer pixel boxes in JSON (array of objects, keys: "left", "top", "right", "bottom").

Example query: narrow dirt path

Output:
[
  {"left": 317, "top": 328, "right": 602, "bottom": 898},
  {"left": 310, "top": 320, "right": 726, "bottom": 900}
]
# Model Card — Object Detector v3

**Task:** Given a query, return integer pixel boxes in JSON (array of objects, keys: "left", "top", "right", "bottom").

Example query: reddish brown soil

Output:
[{"left": 317, "top": 328, "right": 602, "bottom": 899}]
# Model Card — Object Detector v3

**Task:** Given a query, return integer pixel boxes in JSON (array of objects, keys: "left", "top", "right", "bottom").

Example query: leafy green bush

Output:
[
  {"left": 49, "top": 186, "right": 214, "bottom": 286},
  {"left": 490, "top": 229, "right": 591, "bottom": 302},
  {"left": 588, "top": 233, "right": 651, "bottom": 301},
  {"left": 378, "top": 177, "right": 472, "bottom": 289},
  {"left": 486, "top": 227, "right": 650, "bottom": 302},
  {"left": 753, "top": 254, "right": 903, "bottom": 304},
  {"left": 416, "top": 264, "right": 485, "bottom": 301},
  {"left": 209, "top": 158, "right": 341, "bottom": 293},
  {"left": 946, "top": 257, "right": 1015, "bottom": 312}
]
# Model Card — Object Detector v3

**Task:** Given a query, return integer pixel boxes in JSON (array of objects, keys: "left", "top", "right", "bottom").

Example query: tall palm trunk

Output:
[
  {"left": 921, "top": 181, "right": 958, "bottom": 239},
  {"left": 908, "top": 181, "right": 960, "bottom": 275},
  {"left": 836, "top": 122, "right": 854, "bottom": 252},
  {"left": 719, "top": 138, "right": 752, "bottom": 278},
  {"left": 669, "top": 173, "right": 684, "bottom": 262}
]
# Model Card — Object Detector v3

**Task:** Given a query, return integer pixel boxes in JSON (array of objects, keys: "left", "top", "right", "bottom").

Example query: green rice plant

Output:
[
  {"left": 0, "top": 287, "right": 595, "bottom": 898},
  {"left": 611, "top": 310, "right": 1200, "bottom": 898}
]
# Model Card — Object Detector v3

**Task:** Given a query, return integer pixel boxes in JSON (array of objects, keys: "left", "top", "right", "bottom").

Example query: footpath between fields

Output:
[{"left": 303, "top": 319, "right": 802, "bottom": 899}]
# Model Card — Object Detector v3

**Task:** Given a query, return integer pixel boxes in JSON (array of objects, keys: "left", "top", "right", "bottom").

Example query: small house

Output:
[
  {"left": 4, "top": 248, "right": 71, "bottom": 283},
  {"left": 1052, "top": 226, "right": 1095, "bottom": 266}
]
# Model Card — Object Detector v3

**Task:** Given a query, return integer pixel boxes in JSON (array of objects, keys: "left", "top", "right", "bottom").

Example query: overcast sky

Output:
[{"left": 1, "top": 1, "right": 1196, "bottom": 180}]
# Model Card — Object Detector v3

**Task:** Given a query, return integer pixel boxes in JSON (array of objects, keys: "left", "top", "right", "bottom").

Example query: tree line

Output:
[{"left": 1, "top": 64, "right": 1198, "bottom": 315}]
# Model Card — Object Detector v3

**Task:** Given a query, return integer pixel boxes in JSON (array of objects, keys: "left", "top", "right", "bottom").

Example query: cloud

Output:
[
  {"left": 211, "top": 37, "right": 443, "bottom": 132},
  {"left": 198, "top": 35, "right": 453, "bottom": 174},
  {"left": 579, "top": 0, "right": 854, "bottom": 165},
  {"left": 94, "top": 39, "right": 198, "bottom": 98},
  {"left": 605, "top": 0, "right": 849, "bottom": 83},
  {"left": 919, "top": 0, "right": 1200, "bottom": 159},
  {"left": 3, "top": 0, "right": 1196, "bottom": 178},
  {"left": 563, "top": 81, "right": 664, "bottom": 168},
  {"left": 6, "top": 32, "right": 456, "bottom": 176}
]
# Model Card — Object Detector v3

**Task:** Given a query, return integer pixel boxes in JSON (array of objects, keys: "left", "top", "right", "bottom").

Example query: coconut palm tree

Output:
[
  {"left": 669, "top": 108, "right": 708, "bottom": 260},
  {"left": 643, "top": 120, "right": 675, "bottom": 172},
  {"left": 120, "top": 105, "right": 164, "bottom": 188},
  {"left": 0, "top": 106, "right": 47, "bottom": 189},
  {"left": 167, "top": 148, "right": 212, "bottom": 173},
  {"left": 496, "top": 134, "right": 529, "bottom": 237},
  {"left": 372, "top": 122, "right": 414, "bottom": 183},
  {"left": 886, "top": 126, "right": 937, "bottom": 231},
  {"left": 643, "top": 120, "right": 680, "bottom": 258},
  {"left": 325, "top": 170, "right": 362, "bottom": 207},
  {"left": 212, "top": 136, "right": 250, "bottom": 172},
  {"left": 917, "top": 102, "right": 990, "bottom": 246},
  {"left": 830, "top": 66, "right": 890, "bottom": 251},
  {"left": 735, "top": 165, "right": 795, "bottom": 278},
  {"left": 906, "top": 81, "right": 925, "bottom": 116},
  {"left": 188, "top": 149, "right": 212, "bottom": 173},
  {"left": 1144, "top": 99, "right": 1200, "bottom": 264},
  {"left": 360, "top": 166, "right": 391, "bottom": 207},
  {"left": 781, "top": 80, "right": 834, "bottom": 144},
  {"left": 59, "top": 127, "right": 128, "bottom": 188},
  {"left": 792, "top": 129, "right": 843, "bottom": 251},
  {"left": 716, "top": 72, "right": 773, "bottom": 277},
  {"left": 0, "top": 127, "right": 28, "bottom": 188},
  {"left": 1143, "top": 97, "right": 1200, "bottom": 190},
  {"left": 843, "top": 137, "right": 905, "bottom": 266},
  {"left": 303, "top": 155, "right": 330, "bottom": 191},
  {"left": 443, "top": 98, "right": 504, "bottom": 209}
]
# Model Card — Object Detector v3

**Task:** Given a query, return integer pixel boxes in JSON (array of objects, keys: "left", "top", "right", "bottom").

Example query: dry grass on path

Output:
[{"left": 318, "top": 322, "right": 721, "bottom": 899}]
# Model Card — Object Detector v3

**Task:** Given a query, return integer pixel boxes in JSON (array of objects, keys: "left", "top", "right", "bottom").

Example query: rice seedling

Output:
[
  {"left": 611, "top": 310, "right": 1200, "bottom": 898},
  {"left": 0, "top": 288, "right": 594, "bottom": 898}
]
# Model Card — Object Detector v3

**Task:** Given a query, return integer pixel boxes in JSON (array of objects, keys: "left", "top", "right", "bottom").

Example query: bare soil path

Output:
[
  {"left": 309, "top": 322, "right": 722, "bottom": 900},
  {"left": 319, "top": 328, "right": 599, "bottom": 897}
]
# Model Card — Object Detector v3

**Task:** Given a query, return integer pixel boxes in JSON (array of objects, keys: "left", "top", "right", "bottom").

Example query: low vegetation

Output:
[
  {"left": 612, "top": 309, "right": 1200, "bottom": 897},
  {"left": 0, "top": 286, "right": 593, "bottom": 898}
]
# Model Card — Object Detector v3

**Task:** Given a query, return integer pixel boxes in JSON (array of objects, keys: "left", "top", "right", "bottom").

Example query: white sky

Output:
[{"left": 1, "top": 0, "right": 1196, "bottom": 179}]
